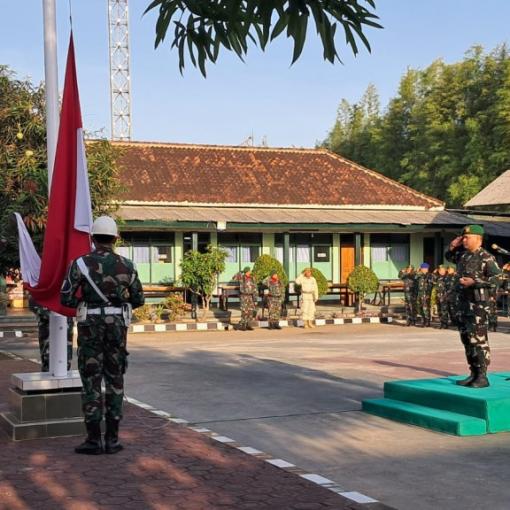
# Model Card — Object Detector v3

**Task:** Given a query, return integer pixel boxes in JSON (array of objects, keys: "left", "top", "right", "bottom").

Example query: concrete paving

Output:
[{"left": 4, "top": 322, "right": 510, "bottom": 509}]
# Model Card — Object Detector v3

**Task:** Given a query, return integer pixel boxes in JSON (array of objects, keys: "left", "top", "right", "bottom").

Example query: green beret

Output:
[
  {"left": 462, "top": 224, "right": 484, "bottom": 236},
  {"left": 242, "top": 266, "right": 251, "bottom": 273}
]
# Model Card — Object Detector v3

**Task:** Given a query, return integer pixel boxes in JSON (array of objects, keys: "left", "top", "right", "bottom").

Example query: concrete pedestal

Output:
[{"left": 0, "top": 370, "right": 85, "bottom": 441}]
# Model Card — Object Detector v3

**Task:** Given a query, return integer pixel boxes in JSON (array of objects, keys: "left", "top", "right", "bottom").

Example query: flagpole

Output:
[{"left": 43, "top": 0, "right": 68, "bottom": 378}]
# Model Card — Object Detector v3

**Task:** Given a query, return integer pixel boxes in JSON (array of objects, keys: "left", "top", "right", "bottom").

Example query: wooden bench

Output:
[
  {"left": 372, "top": 280, "right": 405, "bottom": 306},
  {"left": 142, "top": 285, "right": 188, "bottom": 301}
]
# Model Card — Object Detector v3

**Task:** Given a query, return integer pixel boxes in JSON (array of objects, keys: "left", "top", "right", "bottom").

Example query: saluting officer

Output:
[{"left": 61, "top": 216, "right": 144, "bottom": 454}]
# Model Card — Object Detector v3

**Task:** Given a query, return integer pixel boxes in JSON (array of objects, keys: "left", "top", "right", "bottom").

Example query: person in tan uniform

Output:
[{"left": 295, "top": 268, "right": 319, "bottom": 328}]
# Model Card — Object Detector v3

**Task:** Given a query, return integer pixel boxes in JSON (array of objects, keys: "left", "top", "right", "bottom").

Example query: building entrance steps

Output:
[{"left": 362, "top": 373, "right": 510, "bottom": 436}]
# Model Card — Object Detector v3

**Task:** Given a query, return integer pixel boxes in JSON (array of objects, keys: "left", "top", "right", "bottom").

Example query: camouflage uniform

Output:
[
  {"left": 29, "top": 297, "right": 74, "bottom": 372},
  {"left": 444, "top": 271, "right": 459, "bottom": 326},
  {"left": 413, "top": 272, "right": 433, "bottom": 326},
  {"left": 487, "top": 284, "right": 498, "bottom": 332},
  {"left": 263, "top": 276, "right": 284, "bottom": 328},
  {"left": 398, "top": 269, "right": 416, "bottom": 325},
  {"left": 434, "top": 274, "right": 449, "bottom": 329},
  {"left": 239, "top": 274, "right": 258, "bottom": 330},
  {"left": 445, "top": 246, "right": 501, "bottom": 382},
  {"left": 61, "top": 247, "right": 144, "bottom": 426}
]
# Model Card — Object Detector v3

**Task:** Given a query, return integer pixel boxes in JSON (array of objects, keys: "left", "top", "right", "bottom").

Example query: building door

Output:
[{"left": 340, "top": 234, "right": 355, "bottom": 283}]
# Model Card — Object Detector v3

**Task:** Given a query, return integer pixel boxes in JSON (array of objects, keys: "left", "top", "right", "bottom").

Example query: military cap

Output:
[{"left": 461, "top": 224, "right": 484, "bottom": 236}]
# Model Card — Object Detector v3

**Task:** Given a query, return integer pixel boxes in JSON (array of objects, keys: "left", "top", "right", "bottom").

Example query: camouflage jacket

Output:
[
  {"left": 434, "top": 275, "right": 447, "bottom": 296},
  {"left": 263, "top": 277, "right": 284, "bottom": 300},
  {"left": 413, "top": 272, "right": 433, "bottom": 295},
  {"left": 239, "top": 275, "right": 258, "bottom": 299},
  {"left": 398, "top": 270, "right": 415, "bottom": 293},
  {"left": 445, "top": 246, "right": 501, "bottom": 301},
  {"left": 60, "top": 247, "right": 145, "bottom": 309}
]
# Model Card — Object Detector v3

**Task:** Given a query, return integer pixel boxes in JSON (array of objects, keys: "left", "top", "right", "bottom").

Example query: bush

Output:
[
  {"left": 294, "top": 268, "right": 329, "bottom": 297},
  {"left": 252, "top": 254, "right": 288, "bottom": 287},
  {"left": 133, "top": 304, "right": 154, "bottom": 322},
  {"left": 347, "top": 265, "right": 379, "bottom": 312},
  {"left": 163, "top": 292, "right": 187, "bottom": 321}
]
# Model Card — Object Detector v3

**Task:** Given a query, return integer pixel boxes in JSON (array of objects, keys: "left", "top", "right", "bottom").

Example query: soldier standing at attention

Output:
[
  {"left": 414, "top": 263, "right": 433, "bottom": 327},
  {"left": 295, "top": 268, "right": 319, "bottom": 328},
  {"left": 263, "top": 272, "right": 284, "bottom": 329},
  {"left": 61, "top": 216, "right": 144, "bottom": 454},
  {"left": 445, "top": 266, "right": 459, "bottom": 326},
  {"left": 398, "top": 265, "right": 416, "bottom": 326},
  {"left": 445, "top": 225, "right": 501, "bottom": 388},
  {"left": 238, "top": 267, "right": 258, "bottom": 331},
  {"left": 435, "top": 265, "right": 449, "bottom": 329}
]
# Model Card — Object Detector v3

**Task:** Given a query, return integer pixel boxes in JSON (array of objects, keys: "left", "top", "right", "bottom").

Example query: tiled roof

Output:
[{"left": 112, "top": 141, "right": 443, "bottom": 210}]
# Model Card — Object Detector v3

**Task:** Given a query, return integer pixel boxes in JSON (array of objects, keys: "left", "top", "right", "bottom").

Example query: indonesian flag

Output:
[{"left": 25, "top": 33, "right": 92, "bottom": 316}]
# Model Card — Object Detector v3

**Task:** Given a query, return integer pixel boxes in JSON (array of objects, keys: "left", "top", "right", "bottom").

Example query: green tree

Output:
[
  {"left": 0, "top": 66, "right": 123, "bottom": 272},
  {"left": 180, "top": 245, "right": 228, "bottom": 320},
  {"left": 145, "top": 0, "right": 382, "bottom": 76},
  {"left": 347, "top": 265, "right": 378, "bottom": 313}
]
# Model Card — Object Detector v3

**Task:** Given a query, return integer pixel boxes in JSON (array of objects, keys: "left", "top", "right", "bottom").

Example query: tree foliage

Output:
[
  {"left": 145, "top": 0, "right": 382, "bottom": 76},
  {"left": 0, "top": 66, "right": 123, "bottom": 272},
  {"left": 322, "top": 44, "right": 510, "bottom": 207},
  {"left": 180, "top": 245, "right": 227, "bottom": 319},
  {"left": 252, "top": 254, "right": 288, "bottom": 287},
  {"left": 347, "top": 264, "right": 378, "bottom": 312}
]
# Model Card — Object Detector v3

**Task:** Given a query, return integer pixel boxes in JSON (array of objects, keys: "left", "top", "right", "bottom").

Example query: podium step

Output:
[{"left": 362, "top": 398, "right": 487, "bottom": 436}]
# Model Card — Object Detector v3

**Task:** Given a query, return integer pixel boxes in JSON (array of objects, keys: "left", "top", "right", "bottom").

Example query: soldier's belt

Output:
[{"left": 87, "top": 306, "right": 123, "bottom": 315}]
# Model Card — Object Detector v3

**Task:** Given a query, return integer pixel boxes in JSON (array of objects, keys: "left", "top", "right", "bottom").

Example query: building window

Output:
[
  {"left": 151, "top": 245, "right": 172, "bottom": 263},
  {"left": 241, "top": 246, "right": 260, "bottom": 263},
  {"left": 133, "top": 246, "right": 151, "bottom": 264},
  {"left": 296, "top": 245, "right": 311, "bottom": 263},
  {"left": 224, "top": 246, "right": 238, "bottom": 263}
]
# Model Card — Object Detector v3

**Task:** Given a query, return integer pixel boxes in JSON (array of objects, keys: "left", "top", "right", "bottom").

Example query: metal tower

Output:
[{"left": 108, "top": 0, "right": 132, "bottom": 140}]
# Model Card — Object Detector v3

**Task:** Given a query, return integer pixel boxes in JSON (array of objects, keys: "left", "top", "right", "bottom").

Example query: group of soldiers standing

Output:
[{"left": 399, "top": 262, "right": 499, "bottom": 330}]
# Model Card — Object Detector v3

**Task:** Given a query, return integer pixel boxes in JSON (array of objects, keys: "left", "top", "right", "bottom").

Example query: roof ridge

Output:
[
  {"left": 104, "top": 139, "right": 319, "bottom": 154},
  {"left": 323, "top": 150, "right": 444, "bottom": 208}
]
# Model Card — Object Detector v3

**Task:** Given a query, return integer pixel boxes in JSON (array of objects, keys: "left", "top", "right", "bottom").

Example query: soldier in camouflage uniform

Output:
[
  {"left": 445, "top": 266, "right": 459, "bottom": 326},
  {"left": 61, "top": 216, "right": 144, "bottom": 454},
  {"left": 398, "top": 265, "right": 416, "bottom": 326},
  {"left": 263, "top": 273, "right": 284, "bottom": 329},
  {"left": 28, "top": 296, "right": 74, "bottom": 371},
  {"left": 445, "top": 225, "right": 502, "bottom": 388},
  {"left": 487, "top": 282, "right": 499, "bottom": 332},
  {"left": 413, "top": 263, "right": 433, "bottom": 327},
  {"left": 238, "top": 267, "right": 258, "bottom": 331},
  {"left": 434, "top": 266, "right": 450, "bottom": 329}
]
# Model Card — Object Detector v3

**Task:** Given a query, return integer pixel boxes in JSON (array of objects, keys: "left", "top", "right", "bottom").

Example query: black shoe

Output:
[
  {"left": 75, "top": 422, "right": 103, "bottom": 455},
  {"left": 237, "top": 324, "right": 246, "bottom": 331},
  {"left": 273, "top": 323, "right": 282, "bottom": 330},
  {"left": 456, "top": 372, "right": 476, "bottom": 386},
  {"left": 405, "top": 320, "right": 412, "bottom": 327},
  {"left": 267, "top": 322, "right": 274, "bottom": 329},
  {"left": 468, "top": 373, "right": 489, "bottom": 388},
  {"left": 246, "top": 325, "right": 254, "bottom": 331},
  {"left": 105, "top": 418, "right": 123, "bottom": 454}
]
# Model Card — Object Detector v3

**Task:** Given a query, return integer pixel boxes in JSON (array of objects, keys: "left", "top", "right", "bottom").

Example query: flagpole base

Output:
[{"left": 0, "top": 370, "right": 84, "bottom": 441}]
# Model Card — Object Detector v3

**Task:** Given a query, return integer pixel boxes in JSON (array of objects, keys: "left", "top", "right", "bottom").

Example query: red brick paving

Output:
[{"left": 0, "top": 358, "right": 393, "bottom": 510}]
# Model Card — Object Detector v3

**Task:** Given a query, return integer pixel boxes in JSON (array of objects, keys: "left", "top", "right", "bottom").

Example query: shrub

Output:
[
  {"left": 133, "top": 304, "right": 153, "bottom": 322},
  {"left": 163, "top": 292, "right": 187, "bottom": 321},
  {"left": 347, "top": 265, "right": 379, "bottom": 312},
  {"left": 252, "top": 254, "right": 288, "bottom": 288}
]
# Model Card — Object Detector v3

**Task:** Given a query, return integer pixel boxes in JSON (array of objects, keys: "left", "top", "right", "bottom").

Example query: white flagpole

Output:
[{"left": 43, "top": 0, "right": 68, "bottom": 378}]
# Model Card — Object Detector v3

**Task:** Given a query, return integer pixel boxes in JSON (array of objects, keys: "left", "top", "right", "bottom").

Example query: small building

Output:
[{"left": 112, "top": 141, "right": 470, "bottom": 286}]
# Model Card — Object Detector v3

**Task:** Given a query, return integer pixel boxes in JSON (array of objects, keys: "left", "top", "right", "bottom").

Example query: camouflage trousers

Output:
[
  {"left": 268, "top": 297, "right": 282, "bottom": 322},
  {"left": 488, "top": 293, "right": 498, "bottom": 331},
  {"left": 456, "top": 299, "right": 491, "bottom": 369},
  {"left": 77, "top": 315, "right": 128, "bottom": 424},
  {"left": 436, "top": 293, "right": 449, "bottom": 327},
  {"left": 403, "top": 291, "right": 415, "bottom": 322},
  {"left": 37, "top": 311, "right": 74, "bottom": 372},
  {"left": 415, "top": 293, "right": 431, "bottom": 322},
  {"left": 239, "top": 295, "right": 256, "bottom": 327}
]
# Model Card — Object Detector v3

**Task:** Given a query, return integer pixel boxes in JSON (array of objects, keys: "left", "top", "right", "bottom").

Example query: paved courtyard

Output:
[{"left": 3, "top": 321, "right": 510, "bottom": 509}]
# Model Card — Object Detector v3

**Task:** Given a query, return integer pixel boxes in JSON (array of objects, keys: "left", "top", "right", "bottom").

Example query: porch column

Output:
[
  {"left": 355, "top": 232, "right": 363, "bottom": 266},
  {"left": 283, "top": 232, "right": 290, "bottom": 278},
  {"left": 262, "top": 233, "right": 273, "bottom": 255},
  {"left": 192, "top": 232, "right": 198, "bottom": 251},
  {"left": 332, "top": 233, "right": 340, "bottom": 283},
  {"left": 174, "top": 232, "right": 183, "bottom": 282}
]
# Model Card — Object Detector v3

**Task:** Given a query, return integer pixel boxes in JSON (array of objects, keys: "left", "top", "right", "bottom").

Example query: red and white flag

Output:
[{"left": 25, "top": 33, "right": 92, "bottom": 316}]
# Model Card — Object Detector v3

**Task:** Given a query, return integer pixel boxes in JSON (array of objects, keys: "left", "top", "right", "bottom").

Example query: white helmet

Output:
[{"left": 91, "top": 216, "right": 118, "bottom": 237}]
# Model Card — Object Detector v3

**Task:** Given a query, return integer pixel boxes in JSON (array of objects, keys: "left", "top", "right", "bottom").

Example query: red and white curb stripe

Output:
[{"left": 125, "top": 395, "right": 380, "bottom": 506}]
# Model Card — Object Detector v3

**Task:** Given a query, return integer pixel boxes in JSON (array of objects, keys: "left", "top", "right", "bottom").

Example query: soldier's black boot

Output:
[
  {"left": 456, "top": 368, "right": 476, "bottom": 386},
  {"left": 75, "top": 422, "right": 103, "bottom": 455},
  {"left": 246, "top": 324, "right": 254, "bottom": 331},
  {"left": 405, "top": 318, "right": 412, "bottom": 327},
  {"left": 267, "top": 322, "right": 274, "bottom": 329},
  {"left": 237, "top": 323, "right": 246, "bottom": 331},
  {"left": 105, "top": 418, "right": 124, "bottom": 454},
  {"left": 469, "top": 367, "right": 489, "bottom": 388},
  {"left": 273, "top": 322, "right": 282, "bottom": 330}
]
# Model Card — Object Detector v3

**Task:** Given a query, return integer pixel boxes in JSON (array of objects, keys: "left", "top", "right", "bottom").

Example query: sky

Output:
[{"left": 1, "top": 0, "right": 510, "bottom": 148}]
